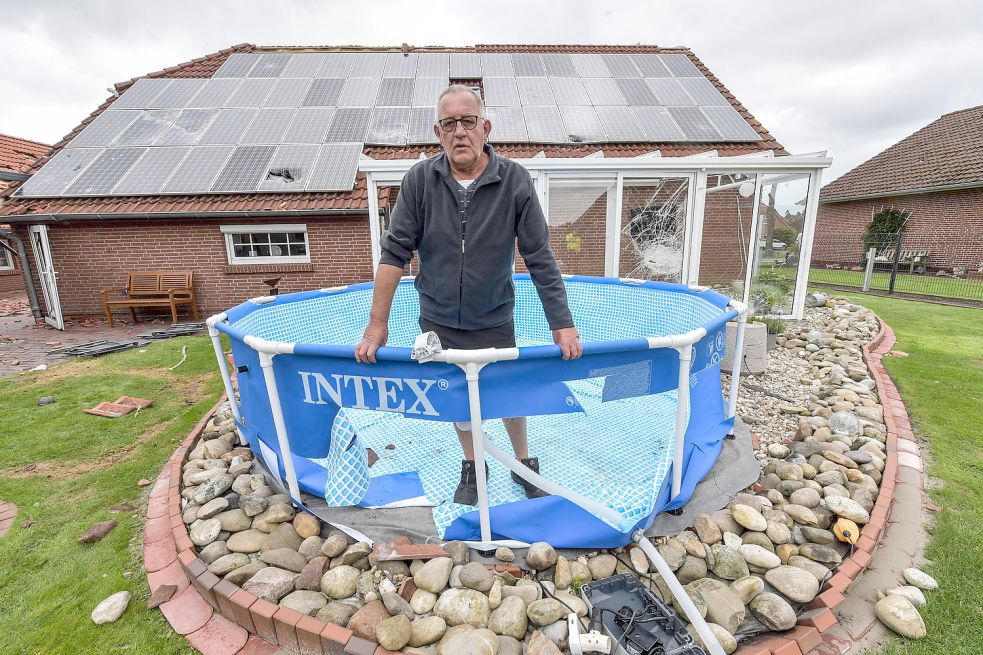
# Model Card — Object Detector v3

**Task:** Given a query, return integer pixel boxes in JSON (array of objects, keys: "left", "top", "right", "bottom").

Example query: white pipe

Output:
[
  {"left": 633, "top": 532, "right": 726, "bottom": 655},
  {"left": 257, "top": 350, "right": 302, "bottom": 502},
  {"left": 727, "top": 312, "right": 749, "bottom": 430},
  {"left": 432, "top": 347, "right": 520, "bottom": 365},
  {"left": 206, "top": 314, "right": 242, "bottom": 425},
  {"left": 243, "top": 335, "right": 296, "bottom": 355},
  {"left": 462, "top": 361, "right": 493, "bottom": 543},
  {"left": 671, "top": 343, "right": 693, "bottom": 500},
  {"left": 646, "top": 327, "right": 707, "bottom": 350}
]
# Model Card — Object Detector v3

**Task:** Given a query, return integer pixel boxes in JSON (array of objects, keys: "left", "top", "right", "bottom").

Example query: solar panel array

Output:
[{"left": 17, "top": 51, "right": 762, "bottom": 199}]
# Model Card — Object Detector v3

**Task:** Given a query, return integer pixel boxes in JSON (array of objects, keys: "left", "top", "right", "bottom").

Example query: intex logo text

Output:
[{"left": 298, "top": 371, "right": 440, "bottom": 416}]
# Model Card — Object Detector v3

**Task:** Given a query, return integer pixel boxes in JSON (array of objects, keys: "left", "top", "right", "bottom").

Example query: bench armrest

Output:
[{"left": 101, "top": 287, "right": 128, "bottom": 300}]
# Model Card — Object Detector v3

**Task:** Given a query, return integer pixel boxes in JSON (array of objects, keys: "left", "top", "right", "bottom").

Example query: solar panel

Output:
[
  {"left": 385, "top": 53, "right": 418, "bottom": 77},
  {"left": 378, "top": 78, "right": 414, "bottom": 106},
  {"left": 667, "top": 106, "right": 723, "bottom": 141},
  {"left": 15, "top": 148, "right": 103, "bottom": 197},
  {"left": 631, "top": 106, "right": 686, "bottom": 141},
  {"left": 559, "top": 106, "right": 605, "bottom": 143},
  {"left": 264, "top": 78, "right": 313, "bottom": 107},
  {"left": 645, "top": 78, "right": 694, "bottom": 106},
  {"left": 160, "top": 146, "right": 233, "bottom": 193},
  {"left": 198, "top": 108, "right": 258, "bottom": 145},
  {"left": 148, "top": 79, "right": 206, "bottom": 109},
  {"left": 517, "top": 77, "right": 555, "bottom": 106},
  {"left": 407, "top": 107, "right": 439, "bottom": 144},
  {"left": 522, "top": 106, "right": 566, "bottom": 142},
  {"left": 307, "top": 142, "right": 363, "bottom": 191},
  {"left": 211, "top": 145, "right": 277, "bottom": 192},
  {"left": 595, "top": 106, "right": 645, "bottom": 141},
  {"left": 571, "top": 54, "right": 611, "bottom": 78},
  {"left": 677, "top": 78, "right": 728, "bottom": 106},
  {"left": 64, "top": 147, "right": 145, "bottom": 196},
  {"left": 482, "top": 77, "right": 520, "bottom": 106},
  {"left": 701, "top": 106, "right": 761, "bottom": 141},
  {"left": 542, "top": 53, "right": 577, "bottom": 77},
  {"left": 111, "top": 146, "right": 190, "bottom": 194},
  {"left": 449, "top": 53, "right": 482, "bottom": 78},
  {"left": 337, "top": 78, "right": 380, "bottom": 106},
  {"left": 115, "top": 110, "right": 179, "bottom": 146},
  {"left": 582, "top": 78, "right": 627, "bottom": 105},
  {"left": 602, "top": 55, "right": 641, "bottom": 78},
  {"left": 416, "top": 53, "right": 449, "bottom": 77},
  {"left": 486, "top": 106, "right": 527, "bottom": 142},
  {"left": 226, "top": 78, "right": 275, "bottom": 107},
  {"left": 366, "top": 107, "right": 409, "bottom": 145},
  {"left": 631, "top": 54, "right": 672, "bottom": 78},
  {"left": 281, "top": 53, "right": 323, "bottom": 78},
  {"left": 615, "top": 78, "right": 659, "bottom": 106},
  {"left": 68, "top": 111, "right": 140, "bottom": 148},
  {"left": 111, "top": 79, "right": 172, "bottom": 109},
  {"left": 248, "top": 53, "right": 291, "bottom": 77},
  {"left": 324, "top": 107, "right": 371, "bottom": 141},
  {"left": 213, "top": 53, "right": 260, "bottom": 78},
  {"left": 258, "top": 144, "right": 321, "bottom": 191},
  {"left": 480, "top": 53, "right": 513, "bottom": 76},
  {"left": 302, "top": 78, "right": 345, "bottom": 106},
  {"left": 155, "top": 109, "right": 220, "bottom": 145},
  {"left": 660, "top": 54, "right": 701, "bottom": 77},
  {"left": 549, "top": 77, "right": 591, "bottom": 105},
  {"left": 348, "top": 53, "right": 387, "bottom": 77},
  {"left": 284, "top": 107, "right": 336, "bottom": 143},
  {"left": 513, "top": 53, "right": 546, "bottom": 77},
  {"left": 185, "top": 78, "right": 241, "bottom": 108},
  {"left": 413, "top": 78, "right": 449, "bottom": 108},
  {"left": 241, "top": 108, "right": 296, "bottom": 145}
]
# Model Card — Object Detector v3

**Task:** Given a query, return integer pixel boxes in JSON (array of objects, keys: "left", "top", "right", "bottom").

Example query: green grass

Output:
[
  {"left": 831, "top": 293, "right": 983, "bottom": 654},
  {"left": 0, "top": 336, "right": 223, "bottom": 655},
  {"left": 802, "top": 268, "right": 983, "bottom": 302}
]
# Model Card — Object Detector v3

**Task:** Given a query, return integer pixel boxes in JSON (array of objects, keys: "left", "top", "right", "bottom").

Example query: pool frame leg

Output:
[
  {"left": 671, "top": 343, "right": 693, "bottom": 502},
  {"left": 463, "top": 361, "right": 493, "bottom": 543},
  {"left": 726, "top": 309, "right": 749, "bottom": 434},
  {"left": 206, "top": 315, "right": 242, "bottom": 426},
  {"left": 257, "top": 350, "right": 302, "bottom": 502}
]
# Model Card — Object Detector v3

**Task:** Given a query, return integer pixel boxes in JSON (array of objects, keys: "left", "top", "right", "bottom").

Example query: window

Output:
[
  {"left": 0, "top": 240, "right": 14, "bottom": 270},
  {"left": 221, "top": 224, "right": 310, "bottom": 265}
]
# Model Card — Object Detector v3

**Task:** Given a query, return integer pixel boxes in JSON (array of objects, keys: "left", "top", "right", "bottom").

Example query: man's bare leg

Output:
[{"left": 454, "top": 417, "right": 527, "bottom": 461}]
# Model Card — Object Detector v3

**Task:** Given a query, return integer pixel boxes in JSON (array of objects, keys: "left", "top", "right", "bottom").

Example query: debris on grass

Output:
[
  {"left": 78, "top": 520, "right": 118, "bottom": 544},
  {"left": 83, "top": 396, "right": 153, "bottom": 418},
  {"left": 37, "top": 396, "right": 55, "bottom": 406},
  {"left": 168, "top": 345, "right": 188, "bottom": 371}
]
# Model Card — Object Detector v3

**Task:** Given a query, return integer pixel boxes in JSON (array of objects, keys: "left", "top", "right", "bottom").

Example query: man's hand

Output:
[
  {"left": 355, "top": 320, "right": 389, "bottom": 363},
  {"left": 552, "top": 327, "right": 583, "bottom": 360}
]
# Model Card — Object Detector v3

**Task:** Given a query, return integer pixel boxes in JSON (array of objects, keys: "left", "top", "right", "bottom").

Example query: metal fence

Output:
[{"left": 807, "top": 232, "right": 983, "bottom": 304}]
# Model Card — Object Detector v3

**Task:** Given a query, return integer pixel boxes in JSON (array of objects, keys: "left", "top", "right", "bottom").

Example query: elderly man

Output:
[{"left": 355, "top": 85, "right": 582, "bottom": 505}]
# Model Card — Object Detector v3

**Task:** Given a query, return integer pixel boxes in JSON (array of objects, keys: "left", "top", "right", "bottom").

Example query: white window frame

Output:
[
  {"left": 220, "top": 224, "right": 311, "bottom": 265},
  {"left": 0, "top": 240, "right": 14, "bottom": 270}
]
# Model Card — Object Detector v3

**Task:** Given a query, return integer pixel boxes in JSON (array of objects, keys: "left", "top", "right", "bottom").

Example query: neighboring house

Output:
[
  {"left": 0, "top": 133, "right": 50, "bottom": 297},
  {"left": 0, "top": 43, "right": 799, "bottom": 327},
  {"left": 815, "top": 105, "right": 983, "bottom": 273}
]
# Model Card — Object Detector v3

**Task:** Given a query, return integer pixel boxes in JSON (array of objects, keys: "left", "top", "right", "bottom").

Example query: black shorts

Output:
[{"left": 418, "top": 316, "right": 516, "bottom": 350}]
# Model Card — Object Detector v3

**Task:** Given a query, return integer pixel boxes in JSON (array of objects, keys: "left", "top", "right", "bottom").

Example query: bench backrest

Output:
[{"left": 126, "top": 272, "right": 193, "bottom": 295}]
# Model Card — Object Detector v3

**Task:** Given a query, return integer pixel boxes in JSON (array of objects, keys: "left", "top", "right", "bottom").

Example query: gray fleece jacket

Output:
[{"left": 378, "top": 145, "right": 574, "bottom": 331}]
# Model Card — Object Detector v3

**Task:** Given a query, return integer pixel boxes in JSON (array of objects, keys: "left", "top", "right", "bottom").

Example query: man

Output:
[{"left": 355, "top": 85, "right": 582, "bottom": 505}]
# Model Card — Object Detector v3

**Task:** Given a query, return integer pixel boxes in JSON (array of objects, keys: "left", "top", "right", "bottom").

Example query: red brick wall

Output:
[
  {"left": 0, "top": 234, "right": 27, "bottom": 297},
  {"left": 815, "top": 187, "right": 983, "bottom": 271},
  {"left": 11, "top": 216, "right": 373, "bottom": 318},
  {"left": 699, "top": 188, "right": 755, "bottom": 284}
]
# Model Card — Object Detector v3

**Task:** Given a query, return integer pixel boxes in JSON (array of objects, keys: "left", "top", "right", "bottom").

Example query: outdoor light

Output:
[{"left": 738, "top": 181, "right": 756, "bottom": 198}]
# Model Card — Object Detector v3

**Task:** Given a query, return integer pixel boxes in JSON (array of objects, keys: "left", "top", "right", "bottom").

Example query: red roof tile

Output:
[
  {"left": 0, "top": 133, "right": 50, "bottom": 174},
  {"left": 822, "top": 105, "right": 983, "bottom": 202}
]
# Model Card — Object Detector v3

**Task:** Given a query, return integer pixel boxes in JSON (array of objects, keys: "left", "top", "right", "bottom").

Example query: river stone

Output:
[
  {"left": 488, "top": 595, "right": 527, "bottom": 639},
  {"left": 383, "top": 591, "right": 414, "bottom": 620},
  {"left": 685, "top": 578, "right": 745, "bottom": 633},
  {"left": 687, "top": 622, "right": 737, "bottom": 654},
  {"left": 321, "top": 565, "right": 359, "bottom": 599},
  {"left": 487, "top": 579, "right": 502, "bottom": 610},
  {"left": 527, "top": 598, "right": 566, "bottom": 627},
  {"left": 723, "top": 531, "right": 743, "bottom": 550},
  {"left": 814, "top": 470, "right": 845, "bottom": 487},
  {"left": 295, "top": 556, "right": 329, "bottom": 591},
  {"left": 449, "top": 564, "right": 463, "bottom": 589},
  {"left": 356, "top": 571, "right": 377, "bottom": 599},
  {"left": 741, "top": 531, "right": 776, "bottom": 552},
  {"left": 777, "top": 544, "right": 799, "bottom": 565},
  {"left": 192, "top": 474, "right": 234, "bottom": 504},
  {"left": 252, "top": 503, "right": 295, "bottom": 532},
  {"left": 214, "top": 509, "right": 251, "bottom": 533},
  {"left": 710, "top": 544, "right": 749, "bottom": 580},
  {"left": 502, "top": 583, "right": 539, "bottom": 605},
  {"left": 677, "top": 555, "right": 708, "bottom": 585},
  {"left": 293, "top": 513, "right": 321, "bottom": 539},
  {"left": 280, "top": 590, "right": 327, "bottom": 616},
  {"left": 242, "top": 566, "right": 295, "bottom": 603},
  {"left": 348, "top": 600, "right": 390, "bottom": 640},
  {"left": 799, "top": 543, "right": 843, "bottom": 566},
  {"left": 198, "top": 540, "right": 230, "bottom": 565},
  {"left": 208, "top": 552, "right": 250, "bottom": 576},
  {"left": 316, "top": 601, "right": 359, "bottom": 627},
  {"left": 495, "top": 547, "right": 515, "bottom": 562},
  {"left": 776, "top": 463, "right": 803, "bottom": 481},
  {"left": 789, "top": 488, "right": 821, "bottom": 508},
  {"left": 887, "top": 586, "right": 927, "bottom": 607},
  {"left": 587, "top": 554, "right": 617, "bottom": 579},
  {"left": 410, "top": 615, "right": 447, "bottom": 647},
  {"left": 526, "top": 542, "right": 558, "bottom": 570},
  {"left": 320, "top": 533, "right": 349, "bottom": 558},
  {"left": 190, "top": 518, "right": 223, "bottom": 546},
  {"left": 875, "top": 594, "right": 926, "bottom": 639},
  {"left": 569, "top": 560, "right": 592, "bottom": 586},
  {"left": 750, "top": 592, "right": 797, "bottom": 631},
  {"left": 656, "top": 539, "right": 687, "bottom": 571},
  {"left": 783, "top": 504, "right": 819, "bottom": 526},
  {"left": 527, "top": 629, "right": 563, "bottom": 655},
  {"left": 694, "top": 514, "right": 722, "bottom": 544},
  {"left": 411, "top": 588, "right": 438, "bottom": 614},
  {"left": 435, "top": 588, "right": 490, "bottom": 627},
  {"left": 91, "top": 591, "right": 130, "bottom": 625},
  {"left": 730, "top": 575, "right": 765, "bottom": 604},
  {"left": 554, "top": 590, "right": 587, "bottom": 618},
  {"left": 788, "top": 555, "right": 833, "bottom": 582},
  {"left": 298, "top": 536, "right": 325, "bottom": 562},
  {"left": 677, "top": 531, "right": 707, "bottom": 558},
  {"left": 765, "top": 566, "right": 820, "bottom": 603},
  {"left": 738, "top": 544, "right": 781, "bottom": 570},
  {"left": 415, "top": 557, "right": 454, "bottom": 593},
  {"left": 732, "top": 504, "right": 767, "bottom": 531},
  {"left": 238, "top": 493, "right": 268, "bottom": 517},
  {"left": 441, "top": 627, "right": 498, "bottom": 655},
  {"left": 339, "top": 541, "right": 372, "bottom": 566},
  {"left": 766, "top": 521, "right": 791, "bottom": 545},
  {"left": 376, "top": 614, "right": 412, "bottom": 651},
  {"left": 442, "top": 540, "right": 469, "bottom": 566},
  {"left": 226, "top": 529, "right": 268, "bottom": 553},
  {"left": 197, "top": 497, "right": 229, "bottom": 519},
  {"left": 496, "top": 635, "right": 523, "bottom": 655},
  {"left": 825, "top": 496, "right": 870, "bottom": 523},
  {"left": 377, "top": 559, "right": 411, "bottom": 577},
  {"left": 800, "top": 526, "right": 836, "bottom": 545},
  {"left": 554, "top": 556, "right": 572, "bottom": 589},
  {"left": 222, "top": 561, "right": 264, "bottom": 586},
  {"left": 903, "top": 568, "right": 939, "bottom": 590},
  {"left": 671, "top": 584, "right": 707, "bottom": 620},
  {"left": 260, "top": 548, "right": 307, "bottom": 573},
  {"left": 460, "top": 562, "right": 495, "bottom": 592},
  {"left": 713, "top": 509, "right": 744, "bottom": 537}
]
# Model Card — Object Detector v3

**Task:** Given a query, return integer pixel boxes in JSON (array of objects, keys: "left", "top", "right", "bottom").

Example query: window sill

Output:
[
  {"left": 0, "top": 268, "right": 18, "bottom": 276},
  {"left": 221, "top": 263, "right": 315, "bottom": 275}
]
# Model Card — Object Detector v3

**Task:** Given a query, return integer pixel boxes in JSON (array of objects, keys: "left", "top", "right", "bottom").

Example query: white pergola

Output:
[{"left": 360, "top": 151, "right": 831, "bottom": 319}]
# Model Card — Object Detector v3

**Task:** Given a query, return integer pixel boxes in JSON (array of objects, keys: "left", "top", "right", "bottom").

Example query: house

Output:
[
  {"left": 0, "top": 133, "right": 50, "bottom": 298},
  {"left": 0, "top": 43, "right": 829, "bottom": 329},
  {"left": 815, "top": 105, "right": 983, "bottom": 273}
]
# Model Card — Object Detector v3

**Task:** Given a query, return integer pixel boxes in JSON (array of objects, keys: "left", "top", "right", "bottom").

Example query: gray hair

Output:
[{"left": 435, "top": 84, "right": 485, "bottom": 120}]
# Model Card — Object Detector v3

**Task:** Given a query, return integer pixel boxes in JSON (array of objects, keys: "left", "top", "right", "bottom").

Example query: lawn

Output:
[
  {"left": 831, "top": 293, "right": 983, "bottom": 655},
  {"left": 803, "top": 268, "right": 983, "bottom": 302},
  {"left": 0, "top": 336, "right": 223, "bottom": 655}
]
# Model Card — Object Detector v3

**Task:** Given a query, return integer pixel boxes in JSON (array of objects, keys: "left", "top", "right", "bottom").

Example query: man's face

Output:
[{"left": 435, "top": 91, "right": 492, "bottom": 173}]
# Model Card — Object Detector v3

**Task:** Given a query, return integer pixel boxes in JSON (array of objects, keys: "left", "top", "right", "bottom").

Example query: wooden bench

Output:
[
  {"left": 876, "top": 248, "right": 930, "bottom": 272},
  {"left": 102, "top": 272, "right": 199, "bottom": 328}
]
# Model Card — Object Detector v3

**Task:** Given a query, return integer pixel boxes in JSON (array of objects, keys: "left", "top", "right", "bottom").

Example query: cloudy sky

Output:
[{"left": 2, "top": 0, "right": 981, "bottom": 182}]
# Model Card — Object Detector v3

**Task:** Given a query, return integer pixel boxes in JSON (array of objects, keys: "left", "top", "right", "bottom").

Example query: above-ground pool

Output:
[{"left": 208, "top": 275, "right": 748, "bottom": 548}]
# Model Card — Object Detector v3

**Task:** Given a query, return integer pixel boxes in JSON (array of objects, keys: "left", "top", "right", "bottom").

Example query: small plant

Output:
[
  {"left": 751, "top": 316, "right": 787, "bottom": 334},
  {"left": 571, "top": 576, "right": 586, "bottom": 597}
]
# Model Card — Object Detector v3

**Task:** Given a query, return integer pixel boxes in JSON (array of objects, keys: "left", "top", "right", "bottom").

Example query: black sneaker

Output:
[
  {"left": 511, "top": 457, "right": 549, "bottom": 499},
  {"left": 453, "top": 460, "right": 489, "bottom": 505}
]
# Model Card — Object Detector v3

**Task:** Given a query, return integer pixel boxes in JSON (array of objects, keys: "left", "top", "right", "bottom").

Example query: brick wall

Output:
[
  {"left": 815, "top": 187, "right": 983, "bottom": 271},
  {"left": 11, "top": 216, "right": 373, "bottom": 318},
  {"left": 700, "top": 188, "right": 755, "bottom": 284},
  {"left": 0, "top": 233, "right": 27, "bottom": 297}
]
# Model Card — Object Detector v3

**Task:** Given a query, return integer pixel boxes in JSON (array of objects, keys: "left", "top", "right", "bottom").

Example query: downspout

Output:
[{"left": 0, "top": 227, "right": 43, "bottom": 322}]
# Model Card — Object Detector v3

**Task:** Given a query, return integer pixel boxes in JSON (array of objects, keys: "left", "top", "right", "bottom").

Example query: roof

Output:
[
  {"left": 0, "top": 133, "right": 50, "bottom": 175},
  {"left": 1, "top": 43, "right": 784, "bottom": 220},
  {"left": 821, "top": 105, "right": 983, "bottom": 202}
]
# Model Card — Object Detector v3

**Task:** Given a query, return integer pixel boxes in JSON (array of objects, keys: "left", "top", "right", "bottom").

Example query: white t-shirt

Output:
[{"left": 458, "top": 179, "right": 474, "bottom": 189}]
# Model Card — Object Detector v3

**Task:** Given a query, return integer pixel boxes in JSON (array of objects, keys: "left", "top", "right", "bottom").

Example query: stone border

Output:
[{"left": 0, "top": 500, "right": 17, "bottom": 538}]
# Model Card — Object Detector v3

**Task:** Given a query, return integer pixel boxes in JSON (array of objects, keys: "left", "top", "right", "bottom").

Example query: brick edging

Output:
[{"left": 0, "top": 500, "right": 18, "bottom": 538}]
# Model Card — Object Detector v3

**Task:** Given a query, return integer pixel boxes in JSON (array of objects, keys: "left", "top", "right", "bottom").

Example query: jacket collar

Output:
[{"left": 430, "top": 144, "right": 502, "bottom": 187}]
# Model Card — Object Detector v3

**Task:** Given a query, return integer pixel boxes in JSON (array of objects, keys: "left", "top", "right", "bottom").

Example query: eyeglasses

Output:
[{"left": 437, "top": 115, "right": 482, "bottom": 133}]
